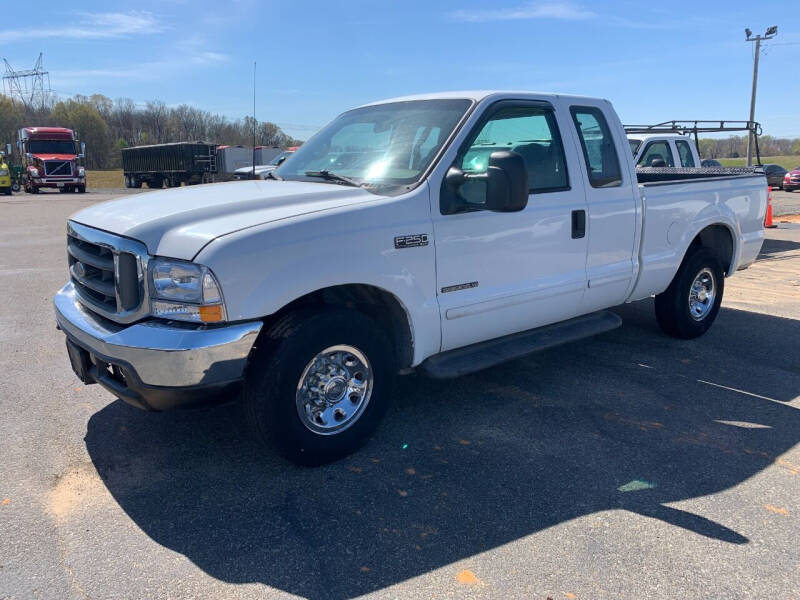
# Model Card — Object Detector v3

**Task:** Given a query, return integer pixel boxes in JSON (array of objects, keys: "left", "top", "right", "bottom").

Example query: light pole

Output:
[{"left": 745, "top": 25, "right": 777, "bottom": 166}]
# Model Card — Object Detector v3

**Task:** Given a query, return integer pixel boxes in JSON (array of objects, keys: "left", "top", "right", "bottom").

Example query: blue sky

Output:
[{"left": 2, "top": 1, "right": 798, "bottom": 140}]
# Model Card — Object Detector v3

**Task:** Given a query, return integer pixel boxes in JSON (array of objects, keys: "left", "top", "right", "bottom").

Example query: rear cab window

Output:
[
  {"left": 570, "top": 106, "right": 622, "bottom": 188},
  {"left": 676, "top": 140, "right": 696, "bottom": 167}
]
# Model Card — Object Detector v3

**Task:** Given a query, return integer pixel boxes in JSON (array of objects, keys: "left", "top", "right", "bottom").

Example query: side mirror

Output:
[
  {"left": 275, "top": 156, "right": 287, "bottom": 166},
  {"left": 650, "top": 158, "right": 666, "bottom": 167},
  {"left": 484, "top": 151, "right": 528, "bottom": 212},
  {"left": 79, "top": 141, "right": 86, "bottom": 159},
  {"left": 444, "top": 150, "right": 528, "bottom": 214}
]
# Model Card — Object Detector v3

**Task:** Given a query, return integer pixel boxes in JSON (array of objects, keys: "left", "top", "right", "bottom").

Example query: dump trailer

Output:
[{"left": 122, "top": 142, "right": 217, "bottom": 189}]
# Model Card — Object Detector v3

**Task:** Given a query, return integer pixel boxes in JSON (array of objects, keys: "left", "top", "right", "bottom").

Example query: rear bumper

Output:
[{"left": 54, "top": 283, "right": 262, "bottom": 410}]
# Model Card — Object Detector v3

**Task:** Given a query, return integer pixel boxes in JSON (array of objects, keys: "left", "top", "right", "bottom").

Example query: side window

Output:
[
  {"left": 676, "top": 140, "right": 696, "bottom": 167},
  {"left": 460, "top": 105, "right": 569, "bottom": 195},
  {"left": 570, "top": 106, "right": 622, "bottom": 188},
  {"left": 637, "top": 140, "right": 675, "bottom": 167}
]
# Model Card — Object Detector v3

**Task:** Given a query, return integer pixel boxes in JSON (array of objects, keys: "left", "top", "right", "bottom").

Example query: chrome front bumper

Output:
[{"left": 54, "top": 283, "right": 262, "bottom": 409}]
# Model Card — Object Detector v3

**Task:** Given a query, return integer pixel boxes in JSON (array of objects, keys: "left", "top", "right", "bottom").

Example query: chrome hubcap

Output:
[
  {"left": 688, "top": 268, "right": 716, "bottom": 321},
  {"left": 296, "top": 345, "right": 373, "bottom": 435}
]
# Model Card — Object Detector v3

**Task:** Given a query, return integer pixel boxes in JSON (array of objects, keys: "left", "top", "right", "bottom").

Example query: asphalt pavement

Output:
[{"left": 1, "top": 189, "right": 799, "bottom": 600}]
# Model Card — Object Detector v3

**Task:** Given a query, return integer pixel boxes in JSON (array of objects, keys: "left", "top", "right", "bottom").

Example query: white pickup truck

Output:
[
  {"left": 628, "top": 133, "right": 701, "bottom": 168},
  {"left": 55, "top": 91, "right": 767, "bottom": 464}
]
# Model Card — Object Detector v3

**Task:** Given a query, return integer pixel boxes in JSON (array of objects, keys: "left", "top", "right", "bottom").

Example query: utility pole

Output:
[
  {"left": 745, "top": 26, "right": 777, "bottom": 166},
  {"left": 252, "top": 61, "right": 257, "bottom": 179}
]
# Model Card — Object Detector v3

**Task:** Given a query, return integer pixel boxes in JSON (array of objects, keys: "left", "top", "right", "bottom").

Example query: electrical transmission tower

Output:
[{"left": 2, "top": 52, "right": 52, "bottom": 108}]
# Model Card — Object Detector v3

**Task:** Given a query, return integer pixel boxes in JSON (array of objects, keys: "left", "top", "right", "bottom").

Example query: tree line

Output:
[
  {"left": 698, "top": 135, "right": 800, "bottom": 159},
  {"left": 0, "top": 94, "right": 303, "bottom": 170}
]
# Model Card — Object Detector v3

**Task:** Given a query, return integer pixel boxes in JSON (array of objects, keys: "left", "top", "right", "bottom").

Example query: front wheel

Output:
[
  {"left": 244, "top": 309, "right": 396, "bottom": 465},
  {"left": 655, "top": 247, "right": 725, "bottom": 339}
]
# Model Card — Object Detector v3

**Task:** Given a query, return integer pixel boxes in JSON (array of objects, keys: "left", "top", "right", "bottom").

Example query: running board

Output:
[{"left": 420, "top": 310, "right": 622, "bottom": 379}]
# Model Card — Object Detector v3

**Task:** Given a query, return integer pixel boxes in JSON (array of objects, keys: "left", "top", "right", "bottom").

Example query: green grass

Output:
[
  {"left": 717, "top": 156, "right": 800, "bottom": 170},
  {"left": 86, "top": 170, "right": 124, "bottom": 188}
]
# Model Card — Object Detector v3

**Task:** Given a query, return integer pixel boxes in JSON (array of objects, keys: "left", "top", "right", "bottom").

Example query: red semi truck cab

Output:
[{"left": 18, "top": 127, "right": 86, "bottom": 194}]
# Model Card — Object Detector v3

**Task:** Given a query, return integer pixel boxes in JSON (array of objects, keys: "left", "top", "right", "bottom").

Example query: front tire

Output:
[
  {"left": 244, "top": 309, "right": 396, "bottom": 465},
  {"left": 655, "top": 247, "right": 724, "bottom": 339}
]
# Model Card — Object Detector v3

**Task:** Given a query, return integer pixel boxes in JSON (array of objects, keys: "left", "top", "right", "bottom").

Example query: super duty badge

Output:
[{"left": 394, "top": 234, "right": 429, "bottom": 249}]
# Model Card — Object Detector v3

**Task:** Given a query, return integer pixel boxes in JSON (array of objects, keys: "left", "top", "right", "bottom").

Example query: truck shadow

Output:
[{"left": 84, "top": 300, "right": 800, "bottom": 599}]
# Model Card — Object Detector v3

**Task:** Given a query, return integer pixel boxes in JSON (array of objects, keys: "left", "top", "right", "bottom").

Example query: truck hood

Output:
[{"left": 70, "top": 180, "right": 382, "bottom": 259}]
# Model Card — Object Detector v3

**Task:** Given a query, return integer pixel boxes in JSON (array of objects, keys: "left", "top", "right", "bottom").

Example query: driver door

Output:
[{"left": 431, "top": 99, "right": 589, "bottom": 352}]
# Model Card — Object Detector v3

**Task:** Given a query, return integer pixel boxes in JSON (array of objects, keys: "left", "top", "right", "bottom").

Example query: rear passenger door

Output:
[
  {"left": 569, "top": 104, "right": 638, "bottom": 312},
  {"left": 431, "top": 100, "right": 589, "bottom": 352}
]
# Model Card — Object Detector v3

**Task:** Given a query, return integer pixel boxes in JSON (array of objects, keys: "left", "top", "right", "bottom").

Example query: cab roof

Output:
[
  {"left": 358, "top": 90, "right": 607, "bottom": 108},
  {"left": 20, "top": 127, "right": 75, "bottom": 140}
]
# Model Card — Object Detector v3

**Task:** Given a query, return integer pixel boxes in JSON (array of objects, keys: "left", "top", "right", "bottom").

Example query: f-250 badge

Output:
[{"left": 394, "top": 234, "right": 429, "bottom": 249}]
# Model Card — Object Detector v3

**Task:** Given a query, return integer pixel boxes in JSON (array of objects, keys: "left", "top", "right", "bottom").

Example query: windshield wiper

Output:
[
  {"left": 264, "top": 171, "right": 282, "bottom": 181},
  {"left": 304, "top": 170, "right": 362, "bottom": 187}
]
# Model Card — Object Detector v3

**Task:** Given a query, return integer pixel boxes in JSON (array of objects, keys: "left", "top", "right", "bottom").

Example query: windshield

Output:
[
  {"left": 28, "top": 140, "right": 76, "bottom": 154},
  {"left": 628, "top": 139, "right": 641, "bottom": 155},
  {"left": 269, "top": 151, "right": 293, "bottom": 166},
  {"left": 275, "top": 99, "right": 472, "bottom": 192}
]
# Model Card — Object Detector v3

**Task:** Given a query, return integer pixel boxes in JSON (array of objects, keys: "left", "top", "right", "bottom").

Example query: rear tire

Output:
[
  {"left": 655, "top": 247, "right": 724, "bottom": 339},
  {"left": 244, "top": 308, "right": 396, "bottom": 466}
]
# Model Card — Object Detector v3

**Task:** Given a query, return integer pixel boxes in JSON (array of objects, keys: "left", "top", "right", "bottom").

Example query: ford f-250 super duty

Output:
[{"left": 54, "top": 91, "right": 767, "bottom": 465}]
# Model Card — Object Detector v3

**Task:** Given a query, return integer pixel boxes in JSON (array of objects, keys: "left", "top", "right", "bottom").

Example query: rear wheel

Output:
[
  {"left": 655, "top": 247, "right": 724, "bottom": 339},
  {"left": 244, "top": 309, "right": 396, "bottom": 465}
]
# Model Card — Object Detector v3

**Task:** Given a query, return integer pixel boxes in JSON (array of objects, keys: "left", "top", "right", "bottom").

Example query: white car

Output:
[{"left": 55, "top": 91, "right": 767, "bottom": 464}]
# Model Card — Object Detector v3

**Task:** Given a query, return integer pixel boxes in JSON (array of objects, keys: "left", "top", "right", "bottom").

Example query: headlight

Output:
[
  {"left": 148, "top": 258, "right": 226, "bottom": 323},
  {"left": 77, "top": 166, "right": 85, "bottom": 177},
  {"left": 30, "top": 168, "right": 40, "bottom": 178},
  {"left": 0, "top": 168, "right": 8, "bottom": 176}
]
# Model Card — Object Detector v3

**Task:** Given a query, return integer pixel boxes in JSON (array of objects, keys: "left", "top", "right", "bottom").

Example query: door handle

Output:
[{"left": 571, "top": 210, "right": 586, "bottom": 239}]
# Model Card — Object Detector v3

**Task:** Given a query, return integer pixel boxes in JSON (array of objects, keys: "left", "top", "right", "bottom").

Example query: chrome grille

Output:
[
  {"left": 66, "top": 222, "right": 149, "bottom": 323},
  {"left": 45, "top": 160, "right": 73, "bottom": 176}
]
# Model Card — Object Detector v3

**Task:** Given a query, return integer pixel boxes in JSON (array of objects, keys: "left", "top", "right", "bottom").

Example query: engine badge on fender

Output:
[{"left": 394, "top": 234, "right": 429, "bottom": 249}]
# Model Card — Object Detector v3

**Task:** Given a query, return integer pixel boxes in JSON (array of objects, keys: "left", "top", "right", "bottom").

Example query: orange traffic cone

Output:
[{"left": 765, "top": 186, "right": 777, "bottom": 228}]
